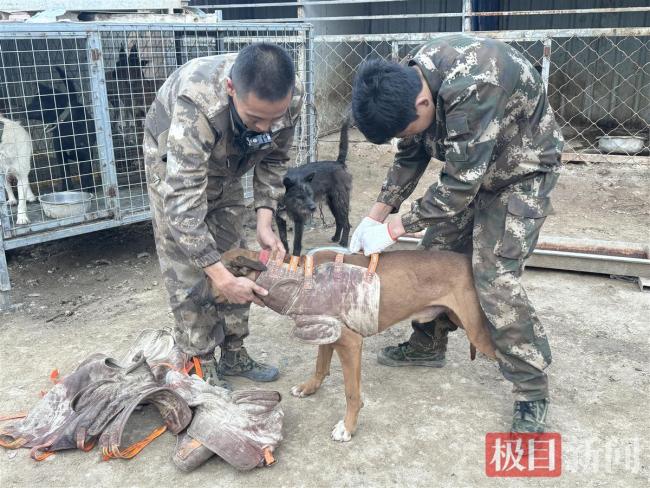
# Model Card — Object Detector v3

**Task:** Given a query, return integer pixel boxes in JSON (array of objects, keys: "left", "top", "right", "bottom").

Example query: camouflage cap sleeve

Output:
[
  {"left": 401, "top": 82, "right": 509, "bottom": 233},
  {"left": 254, "top": 77, "right": 304, "bottom": 212},
  {"left": 376, "top": 136, "right": 431, "bottom": 212},
  {"left": 162, "top": 95, "right": 221, "bottom": 268}
]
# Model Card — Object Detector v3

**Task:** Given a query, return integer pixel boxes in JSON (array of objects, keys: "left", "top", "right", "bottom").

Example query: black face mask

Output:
[{"left": 229, "top": 96, "right": 273, "bottom": 153}]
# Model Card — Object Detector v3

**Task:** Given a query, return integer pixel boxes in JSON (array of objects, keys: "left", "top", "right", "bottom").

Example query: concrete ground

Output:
[{"left": 1, "top": 136, "right": 649, "bottom": 486}]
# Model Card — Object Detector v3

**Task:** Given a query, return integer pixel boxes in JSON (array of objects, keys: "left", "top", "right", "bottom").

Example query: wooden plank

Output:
[{"left": 562, "top": 151, "right": 650, "bottom": 164}]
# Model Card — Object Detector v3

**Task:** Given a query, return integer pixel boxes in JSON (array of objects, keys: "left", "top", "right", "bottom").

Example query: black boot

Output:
[
  {"left": 197, "top": 353, "right": 231, "bottom": 390},
  {"left": 377, "top": 321, "right": 450, "bottom": 367},
  {"left": 511, "top": 399, "right": 550, "bottom": 433},
  {"left": 218, "top": 346, "right": 279, "bottom": 382}
]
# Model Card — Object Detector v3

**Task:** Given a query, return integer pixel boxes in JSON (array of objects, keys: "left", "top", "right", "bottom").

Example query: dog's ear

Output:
[
  {"left": 231, "top": 256, "right": 268, "bottom": 275},
  {"left": 304, "top": 172, "right": 315, "bottom": 183},
  {"left": 283, "top": 176, "right": 294, "bottom": 188}
]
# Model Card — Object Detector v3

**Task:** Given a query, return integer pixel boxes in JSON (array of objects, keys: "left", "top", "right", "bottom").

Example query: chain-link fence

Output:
[{"left": 313, "top": 31, "right": 650, "bottom": 166}]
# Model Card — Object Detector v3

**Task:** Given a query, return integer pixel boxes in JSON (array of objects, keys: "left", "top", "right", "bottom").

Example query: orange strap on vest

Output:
[
  {"left": 365, "top": 253, "right": 380, "bottom": 282},
  {"left": 303, "top": 255, "right": 314, "bottom": 289},
  {"left": 289, "top": 255, "right": 300, "bottom": 272},
  {"left": 102, "top": 425, "right": 168, "bottom": 461}
]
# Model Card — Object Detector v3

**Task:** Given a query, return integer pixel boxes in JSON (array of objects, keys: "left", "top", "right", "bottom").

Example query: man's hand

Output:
[
  {"left": 256, "top": 208, "right": 286, "bottom": 261},
  {"left": 350, "top": 215, "right": 406, "bottom": 256},
  {"left": 349, "top": 216, "right": 382, "bottom": 253},
  {"left": 205, "top": 261, "right": 268, "bottom": 306},
  {"left": 349, "top": 202, "right": 403, "bottom": 253}
]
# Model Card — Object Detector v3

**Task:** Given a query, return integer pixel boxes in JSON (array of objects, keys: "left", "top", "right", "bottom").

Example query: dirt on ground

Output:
[{"left": 1, "top": 132, "right": 649, "bottom": 487}]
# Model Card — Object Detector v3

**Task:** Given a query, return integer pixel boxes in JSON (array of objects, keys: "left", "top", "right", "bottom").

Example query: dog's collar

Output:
[{"left": 258, "top": 249, "right": 271, "bottom": 265}]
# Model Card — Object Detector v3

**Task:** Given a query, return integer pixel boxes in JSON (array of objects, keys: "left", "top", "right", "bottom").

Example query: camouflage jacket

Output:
[
  {"left": 144, "top": 54, "right": 303, "bottom": 268},
  {"left": 376, "top": 35, "right": 564, "bottom": 233}
]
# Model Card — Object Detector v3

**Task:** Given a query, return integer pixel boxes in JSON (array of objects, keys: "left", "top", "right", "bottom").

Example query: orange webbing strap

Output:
[
  {"left": 0, "top": 412, "right": 27, "bottom": 421},
  {"left": 32, "top": 447, "right": 55, "bottom": 461},
  {"left": 333, "top": 253, "right": 344, "bottom": 277},
  {"left": 0, "top": 436, "right": 27, "bottom": 449},
  {"left": 289, "top": 255, "right": 300, "bottom": 272},
  {"left": 303, "top": 255, "right": 314, "bottom": 290},
  {"left": 365, "top": 253, "right": 379, "bottom": 281},
  {"left": 0, "top": 413, "right": 28, "bottom": 449},
  {"left": 191, "top": 357, "right": 204, "bottom": 379},
  {"left": 263, "top": 447, "right": 276, "bottom": 466},
  {"left": 102, "top": 425, "right": 167, "bottom": 461}
]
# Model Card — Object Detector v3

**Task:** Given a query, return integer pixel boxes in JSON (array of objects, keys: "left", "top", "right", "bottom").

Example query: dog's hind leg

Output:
[
  {"left": 291, "top": 343, "right": 334, "bottom": 398},
  {"left": 331, "top": 327, "right": 363, "bottom": 442},
  {"left": 327, "top": 192, "right": 351, "bottom": 246}
]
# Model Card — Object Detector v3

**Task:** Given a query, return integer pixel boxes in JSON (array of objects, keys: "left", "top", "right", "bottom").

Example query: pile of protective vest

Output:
[{"left": 0, "top": 329, "right": 284, "bottom": 471}]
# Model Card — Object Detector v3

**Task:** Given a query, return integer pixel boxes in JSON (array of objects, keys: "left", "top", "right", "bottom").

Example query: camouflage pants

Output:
[
  {"left": 416, "top": 171, "right": 559, "bottom": 401},
  {"left": 144, "top": 137, "right": 250, "bottom": 358}
]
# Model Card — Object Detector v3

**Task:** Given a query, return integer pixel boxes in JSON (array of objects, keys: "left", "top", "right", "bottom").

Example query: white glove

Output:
[
  {"left": 348, "top": 217, "right": 382, "bottom": 253},
  {"left": 352, "top": 223, "right": 396, "bottom": 256}
]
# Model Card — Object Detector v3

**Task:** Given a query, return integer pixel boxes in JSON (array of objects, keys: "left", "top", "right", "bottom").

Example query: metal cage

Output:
[{"left": 0, "top": 21, "right": 315, "bottom": 309}]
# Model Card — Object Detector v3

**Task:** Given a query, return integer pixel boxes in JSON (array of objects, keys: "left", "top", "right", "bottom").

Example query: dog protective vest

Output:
[
  {"left": 256, "top": 254, "right": 381, "bottom": 344},
  {"left": 0, "top": 352, "right": 191, "bottom": 460},
  {"left": 1, "top": 329, "right": 284, "bottom": 471}
]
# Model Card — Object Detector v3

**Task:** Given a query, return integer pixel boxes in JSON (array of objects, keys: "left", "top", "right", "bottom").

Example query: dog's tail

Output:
[{"left": 335, "top": 116, "right": 349, "bottom": 166}]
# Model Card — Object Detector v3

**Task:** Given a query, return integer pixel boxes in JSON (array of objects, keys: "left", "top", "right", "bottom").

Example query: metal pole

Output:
[
  {"left": 391, "top": 40, "right": 399, "bottom": 61},
  {"left": 304, "top": 25, "right": 316, "bottom": 163},
  {"left": 541, "top": 37, "right": 552, "bottom": 92},
  {"left": 87, "top": 31, "right": 120, "bottom": 220},
  {"left": 463, "top": 0, "right": 473, "bottom": 32},
  {"left": 0, "top": 173, "right": 11, "bottom": 311}
]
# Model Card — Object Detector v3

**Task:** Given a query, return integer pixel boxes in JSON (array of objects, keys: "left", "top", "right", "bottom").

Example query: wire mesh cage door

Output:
[
  {"left": 0, "top": 21, "right": 315, "bottom": 311},
  {"left": 0, "top": 30, "right": 117, "bottom": 239},
  {"left": 99, "top": 23, "right": 315, "bottom": 216}
]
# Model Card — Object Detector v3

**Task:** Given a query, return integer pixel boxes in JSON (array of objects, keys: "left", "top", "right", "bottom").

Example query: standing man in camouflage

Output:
[
  {"left": 143, "top": 43, "right": 303, "bottom": 386},
  {"left": 349, "top": 35, "right": 563, "bottom": 432}
]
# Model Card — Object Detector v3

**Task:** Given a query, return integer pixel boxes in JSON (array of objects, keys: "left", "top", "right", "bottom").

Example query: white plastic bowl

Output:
[
  {"left": 39, "top": 191, "right": 93, "bottom": 219},
  {"left": 598, "top": 136, "right": 645, "bottom": 154}
]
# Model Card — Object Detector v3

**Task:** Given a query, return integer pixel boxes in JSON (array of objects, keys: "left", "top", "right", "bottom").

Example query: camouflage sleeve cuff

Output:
[
  {"left": 400, "top": 211, "right": 428, "bottom": 234},
  {"left": 255, "top": 205, "right": 275, "bottom": 214},
  {"left": 376, "top": 191, "right": 403, "bottom": 213},
  {"left": 254, "top": 198, "right": 278, "bottom": 213},
  {"left": 194, "top": 250, "right": 222, "bottom": 269}
]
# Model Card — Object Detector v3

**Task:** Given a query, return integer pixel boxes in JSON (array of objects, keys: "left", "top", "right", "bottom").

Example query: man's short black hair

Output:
[
  {"left": 352, "top": 58, "right": 422, "bottom": 144},
  {"left": 231, "top": 43, "right": 295, "bottom": 101}
]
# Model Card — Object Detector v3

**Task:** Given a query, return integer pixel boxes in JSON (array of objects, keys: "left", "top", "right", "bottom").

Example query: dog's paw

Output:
[
  {"left": 16, "top": 214, "right": 30, "bottom": 225},
  {"left": 291, "top": 383, "right": 316, "bottom": 398},
  {"left": 331, "top": 420, "right": 352, "bottom": 442},
  {"left": 6, "top": 199, "right": 17, "bottom": 206}
]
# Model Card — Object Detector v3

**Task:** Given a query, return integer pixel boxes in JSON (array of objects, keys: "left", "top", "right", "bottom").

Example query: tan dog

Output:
[{"left": 220, "top": 248, "right": 495, "bottom": 442}]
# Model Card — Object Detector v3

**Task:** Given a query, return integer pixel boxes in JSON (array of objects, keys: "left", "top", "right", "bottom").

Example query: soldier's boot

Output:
[
  {"left": 197, "top": 353, "right": 232, "bottom": 390},
  {"left": 377, "top": 324, "right": 449, "bottom": 368},
  {"left": 218, "top": 346, "right": 280, "bottom": 382},
  {"left": 511, "top": 399, "right": 549, "bottom": 433}
]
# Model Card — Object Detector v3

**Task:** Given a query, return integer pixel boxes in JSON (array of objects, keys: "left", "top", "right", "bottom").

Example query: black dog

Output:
[
  {"left": 26, "top": 66, "right": 97, "bottom": 191},
  {"left": 106, "top": 44, "right": 156, "bottom": 118},
  {"left": 276, "top": 118, "right": 352, "bottom": 256}
]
